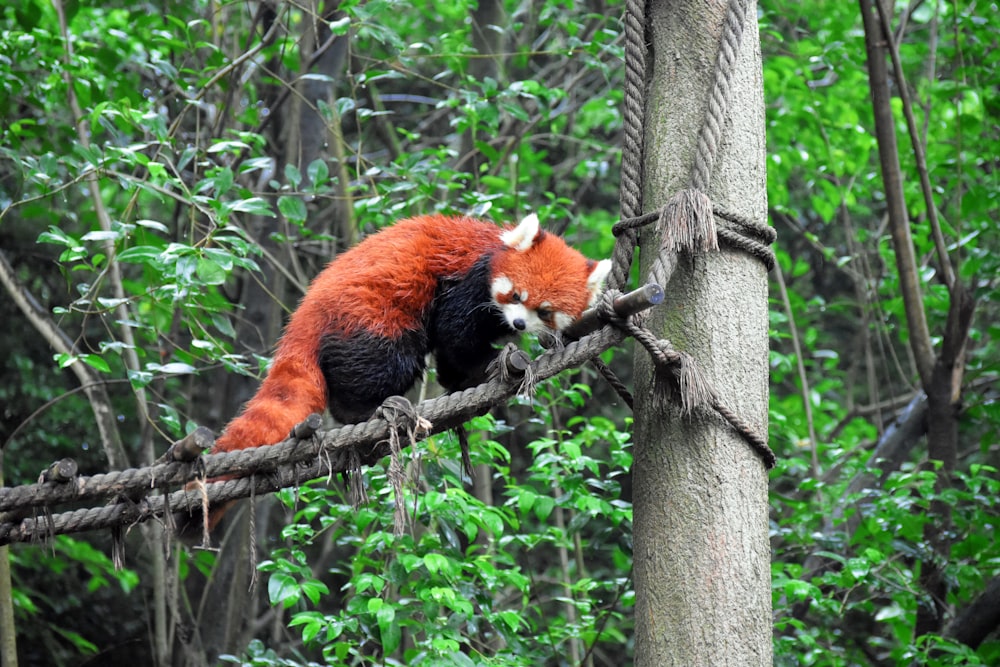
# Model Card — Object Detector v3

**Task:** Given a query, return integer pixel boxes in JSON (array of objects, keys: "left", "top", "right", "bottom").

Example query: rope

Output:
[
  {"left": 0, "top": 324, "right": 630, "bottom": 544},
  {"left": 611, "top": 0, "right": 648, "bottom": 292},
  {"left": 691, "top": 0, "right": 750, "bottom": 192},
  {"left": 589, "top": 357, "right": 634, "bottom": 410},
  {"left": 593, "top": 291, "right": 775, "bottom": 467},
  {"left": 376, "top": 396, "right": 428, "bottom": 535},
  {"left": 613, "top": 204, "right": 776, "bottom": 271}
]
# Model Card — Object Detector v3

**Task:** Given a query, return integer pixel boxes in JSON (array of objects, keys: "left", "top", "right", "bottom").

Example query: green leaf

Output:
[
  {"left": 277, "top": 195, "right": 307, "bottom": 224},
  {"left": 422, "top": 553, "right": 451, "bottom": 576},
  {"left": 533, "top": 496, "right": 555, "bottom": 521},
  {"left": 479, "top": 509, "right": 504, "bottom": 536},
  {"left": 267, "top": 572, "right": 300, "bottom": 608},
  {"left": 518, "top": 488, "right": 537, "bottom": 514},
  {"left": 146, "top": 162, "right": 167, "bottom": 180},
  {"left": 137, "top": 219, "right": 169, "bottom": 233},
  {"left": 561, "top": 439, "right": 582, "bottom": 460},
  {"left": 196, "top": 256, "right": 228, "bottom": 285},
  {"left": 211, "top": 313, "right": 236, "bottom": 339},
  {"left": 207, "top": 140, "right": 250, "bottom": 153},
  {"left": 54, "top": 353, "right": 76, "bottom": 369},
  {"left": 14, "top": 0, "right": 42, "bottom": 30},
  {"left": 80, "top": 354, "right": 111, "bottom": 374},
  {"left": 117, "top": 246, "right": 164, "bottom": 264},
  {"left": 150, "top": 362, "right": 196, "bottom": 375},
  {"left": 224, "top": 197, "right": 275, "bottom": 217},
  {"left": 127, "top": 369, "right": 154, "bottom": 390},
  {"left": 306, "top": 159, "right": 329, "bottom": 187},
  {"left": 284, "top": 163, "right": 302, "bottom": 188},
  {"left": 377, "top": 604, "right": 400, "bottom": 654},
  {"left": 289, "top": 611, "right": 325, "bottom": 643},
  {"left": 81, "top": 230, "right": 121, "bottom": 242},
  {"left": 211, "top": 167, "right": 233, "bottom": 195},
  {"left": 37, "top": 226, "right": 78, "bottom": 247},
  {"left": 300, "top": 579, "right": 329, "bottom": 605}
]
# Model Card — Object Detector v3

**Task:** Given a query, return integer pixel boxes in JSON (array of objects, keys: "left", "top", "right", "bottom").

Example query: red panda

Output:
[{"left": 181, "top": 213, "right": 610, "bottom": 535}]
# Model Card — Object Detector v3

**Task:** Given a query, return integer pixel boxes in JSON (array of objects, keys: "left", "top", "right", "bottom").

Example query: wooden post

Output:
[{"left": 631, "top": 1, "right": 772, "bottom": 664}]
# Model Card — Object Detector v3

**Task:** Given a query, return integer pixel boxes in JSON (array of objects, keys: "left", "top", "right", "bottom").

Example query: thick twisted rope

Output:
[
  {"left": 691, "top": 0, "right": 750, "bottom": 192},
  {"left": 0, "top": 285, "right": 662, "bottom": 524},
  {"left": 594, "top": 291, "right": 776, "bottom": 467},
  {"left": 0, "top": 323, "right": 631, "bottom": 544},
  {"left": 610, "top": 0, "right": 649, "bottom": 292}
]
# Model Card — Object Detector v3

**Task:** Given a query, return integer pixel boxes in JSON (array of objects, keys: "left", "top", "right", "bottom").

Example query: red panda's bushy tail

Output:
[{"left": 176, "top": 352, "right": 327, "bottom": 541}]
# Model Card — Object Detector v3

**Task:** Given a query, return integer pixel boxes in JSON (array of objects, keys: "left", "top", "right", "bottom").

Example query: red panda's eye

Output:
[
  {"left": 537, "top": 307, "right": 552, "bottom": 322},
  {"left": 511, "top": 293, "right": 521, "bottom": 303}
]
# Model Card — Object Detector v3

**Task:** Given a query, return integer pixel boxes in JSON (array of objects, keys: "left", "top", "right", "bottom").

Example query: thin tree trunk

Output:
[
  {"left": 857, "top": 0, "right": 934, "bottom": 386},
  {"left": 858, "top": 0, "right": 974, "bottom": 636},
  {"left": 0, "top": 252, "right": 129, "bottom": 470},
  {"left": 632, "top": 1, "right": 771, "bottom": 664}
]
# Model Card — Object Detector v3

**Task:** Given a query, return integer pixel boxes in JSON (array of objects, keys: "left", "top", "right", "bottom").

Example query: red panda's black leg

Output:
[
  {"left": 430, "top": 256, "right": 514, "bottom": 391},
  {"left": 318, "top": 330, "right": 428, "bottom": 423}
]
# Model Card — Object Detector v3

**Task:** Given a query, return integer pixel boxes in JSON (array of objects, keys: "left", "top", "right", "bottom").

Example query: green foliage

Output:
[
  {"left": 772, "top": 463, "right": 1000, "bottom": 665},
  {"left": 8, "top": 536, "right": 139, "bottom": 665},
  {"left": 1, "top": 0, "right": 618, "bottom": 447},
  {"left": 3, "top": 0, "right": 630, "bottom": 662},
  {"left": 764, "top": 0, "right": 1000, "bottom": 664},
  {"left": 245, "top": 381, "right": 633, "bottom": 665}
]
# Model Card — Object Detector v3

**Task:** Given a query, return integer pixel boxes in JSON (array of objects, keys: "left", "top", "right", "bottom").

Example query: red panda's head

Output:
[{"left": 490, "top": 213, "right": 612, "bottom": 334}]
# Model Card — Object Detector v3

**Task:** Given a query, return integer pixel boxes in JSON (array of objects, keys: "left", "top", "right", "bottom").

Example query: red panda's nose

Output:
[{"left": 512, "top": 318, "right": 526, "bottom": 331}]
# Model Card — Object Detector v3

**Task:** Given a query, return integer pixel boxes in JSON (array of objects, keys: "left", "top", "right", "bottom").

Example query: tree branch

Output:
[
  {"left": 53, "top": 0, "right": 152, "bottom": 467},
  {"left": 944, "top": 575, "right": 1000, "bottom": 650},
  {"left": 874, "top": 0, "right": 955, "bottom": 290},
  {"left": 858, "top": 0, "right": 936, "bottom": 388}
]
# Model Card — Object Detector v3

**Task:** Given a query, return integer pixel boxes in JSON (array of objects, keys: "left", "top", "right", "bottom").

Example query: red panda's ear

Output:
[
  {"left": 500, "top": 213, "right": 542, "bottom": 252},
  {"left": 586, "top": 259, "right": 613, "bottom": 305}
]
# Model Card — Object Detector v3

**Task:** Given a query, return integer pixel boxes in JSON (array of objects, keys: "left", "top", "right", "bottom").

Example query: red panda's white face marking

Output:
[
  {"left": 490, "top": 277, "right": 552, "bottom": 333},
  {"left": 492, "top": 213, "right": 612, "bottom": 334},
  {"left": 548, "top": 303, "right": 575, "bottom": 331}
]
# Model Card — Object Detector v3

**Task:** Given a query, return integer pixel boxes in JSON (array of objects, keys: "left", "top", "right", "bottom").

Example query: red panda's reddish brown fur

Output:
[{"left": 182, "top": 214, "right": 610, "bottom": 536}]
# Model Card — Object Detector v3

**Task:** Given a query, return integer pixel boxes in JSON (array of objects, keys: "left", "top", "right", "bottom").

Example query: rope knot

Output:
[
  {"left": 491, "top": 343, "right": 536, "bottom": 397},
  {"left": 659, "top": 189, "right": 719, "bottom": 254},
  {"left": 668, "top": 349, "right": 717, "bottom": 415},
  {"left": 375, "top": 396, "right": 429, "bottom": 535},
  {"left": 376, "top": 396, "right": 429, "bottom": 434},
  {"left": 595, "top": 289, "right": 625, "bottom": 324},
  {"left": 714, "top": 206, "right": 777, "bottom": 270}
]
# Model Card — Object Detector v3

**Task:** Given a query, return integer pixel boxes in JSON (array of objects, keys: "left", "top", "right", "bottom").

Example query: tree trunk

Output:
[
  {"left": 858, "top": 0, "right": 974, "bottom": 637},
  {"left": 631, "top": 1, "right": 771, "bottom": 664}
]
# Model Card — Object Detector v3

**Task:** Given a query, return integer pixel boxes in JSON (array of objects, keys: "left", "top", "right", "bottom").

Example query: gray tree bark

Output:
[{"left": 631, "top": 1, "right": 772, "bottom": 664}]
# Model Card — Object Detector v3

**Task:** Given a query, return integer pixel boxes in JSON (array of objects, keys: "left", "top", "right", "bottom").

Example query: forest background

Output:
[{"left": 0, "top": 0, "right": 997, "bottom": 665}]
